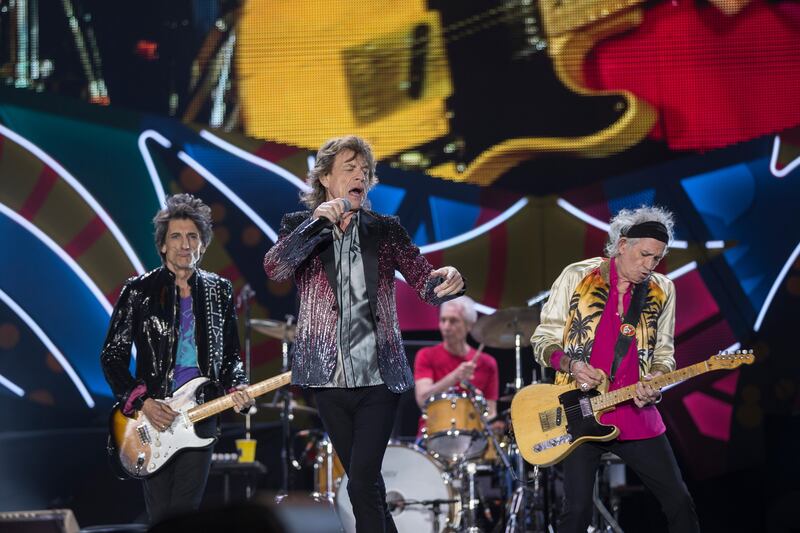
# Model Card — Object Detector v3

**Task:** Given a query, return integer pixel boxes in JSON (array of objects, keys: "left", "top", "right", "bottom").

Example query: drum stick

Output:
[{"left": 471, "top": 343, "right": 485, "bottom": 363}]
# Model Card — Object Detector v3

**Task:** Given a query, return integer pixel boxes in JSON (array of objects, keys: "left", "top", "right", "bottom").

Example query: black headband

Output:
[{"left": 624, "top": 220, "right": 669, "bottom": 243}]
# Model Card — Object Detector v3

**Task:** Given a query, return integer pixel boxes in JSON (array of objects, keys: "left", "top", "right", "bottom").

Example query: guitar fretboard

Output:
[
  {"left": 187, "top": 371, "right": 291, "bottom": 423},
  {"left": 590, "top": 362, "right": 708, "bottom": 412}
]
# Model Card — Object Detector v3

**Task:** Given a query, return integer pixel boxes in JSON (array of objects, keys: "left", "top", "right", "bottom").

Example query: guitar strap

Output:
[{"left": 608, "top": 279, "right": 649, "bottom": 383}]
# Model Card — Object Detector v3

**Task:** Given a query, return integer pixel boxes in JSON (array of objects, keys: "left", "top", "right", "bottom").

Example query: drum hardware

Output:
[
  {"left": 591, "top": 453, "right": 625, "bottom": 533},
  {"left": 336, "top": 444, "right": 461, "bottom": 533},
  {"left": 422, "top": 390, "right": 489, "bottom": 464},
  {"left": 312, "top": 433, "right": 343, "bottom": 505},
  {"left": 246, "top": 314, "right": 297, "bottom": 503},
  {"left": 471, "top": 307, "right": 540, "bottom": 390},
  {"left": 249, "top": 318, "right": 297, "bottom": 342},
  {"left": 238, "top": 284, "right": 258, "bottom": 499},
  {"left": 388, "top": 498, "right": 460, "bottom": 533},
  {"left": 258, "top": 399, "right": 319, "bottom": 417}
]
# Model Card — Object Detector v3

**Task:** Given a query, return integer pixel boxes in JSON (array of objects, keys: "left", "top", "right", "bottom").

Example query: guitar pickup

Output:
[
  {"left": 137, "top": 425, "right": 151, "bottom": 445},
  {"left": 555, "top": 407, "right": 562, "bottom": 426}
]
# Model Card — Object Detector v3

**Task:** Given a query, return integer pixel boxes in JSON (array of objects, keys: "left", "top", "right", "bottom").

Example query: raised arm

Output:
[
  {"left": 389, "top": 218, "right": 465, "bottom": 305},
  {"left": 263, "top": 212, "right": 329, "bottom": 282}
]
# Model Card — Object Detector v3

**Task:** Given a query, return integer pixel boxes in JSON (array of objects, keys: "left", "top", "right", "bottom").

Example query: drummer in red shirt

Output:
[{"left": 414, "top": 296, "right": 500, "bottom": 429}]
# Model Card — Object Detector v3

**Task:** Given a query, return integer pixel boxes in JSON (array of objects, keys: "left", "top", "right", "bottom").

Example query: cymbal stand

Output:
[
  {"left": 514, "top": 330, "right": 524, "bottom": 390},
  {"left": 473, "top": 406, "right": 532, "bottom": 532},
  {"left": 240, "top": 284, "right": 255, "bottom": 439},
  {"left": 239, "top": 284, "right": 257, "bottom": 499},
  {"left": 275, "top": 314, "right": 295, "bottom": 503}
]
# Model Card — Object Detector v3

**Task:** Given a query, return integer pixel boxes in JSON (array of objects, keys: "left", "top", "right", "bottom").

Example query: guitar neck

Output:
[
  {"left": 590, "top": 361, "right": 710, "bottom": 411},
  {"left": 187, "top": 371, "right": 291, "bottom": 424}
]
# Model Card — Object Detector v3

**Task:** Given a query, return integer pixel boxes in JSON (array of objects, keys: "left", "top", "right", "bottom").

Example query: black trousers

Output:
[
  {"left": 142, "top": 446, "right": 213, "bottom": 524},
  {"left": 559, "top": 434, "right": 700, "bottom": 533},
  {"left": 313, "top": 385, "right": 400, "bottom": 533}
]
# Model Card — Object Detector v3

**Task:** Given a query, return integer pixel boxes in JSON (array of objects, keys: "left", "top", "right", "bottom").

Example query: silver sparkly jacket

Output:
[{"left": 264, "top": 210, "right": 455, "bottom": 393}]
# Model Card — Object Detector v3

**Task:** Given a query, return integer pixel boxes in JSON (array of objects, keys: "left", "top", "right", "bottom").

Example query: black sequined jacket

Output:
[
  {"left": 100, "top": 266, "right": 247, "bottom": 409},
  {"left": 264, "top": 209, "right": 463, "bottom": 393}
]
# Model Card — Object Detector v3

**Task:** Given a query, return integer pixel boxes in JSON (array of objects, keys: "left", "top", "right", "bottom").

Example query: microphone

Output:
[{"left": 302, "top": 198, "right": 352, "bottom": 237}]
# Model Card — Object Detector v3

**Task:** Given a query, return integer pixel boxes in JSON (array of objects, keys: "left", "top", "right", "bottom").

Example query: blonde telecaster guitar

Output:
[
  {"left": 510, "top": 351, "right": 754, "bottom": 467},
  {"left": 108, "top": 371, "right": 291, "bottom": 479}
]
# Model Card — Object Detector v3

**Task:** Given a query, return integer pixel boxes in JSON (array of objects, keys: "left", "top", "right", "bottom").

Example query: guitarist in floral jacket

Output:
[{"left": 531, "top": 206, "right": 700, "bottom": 532}]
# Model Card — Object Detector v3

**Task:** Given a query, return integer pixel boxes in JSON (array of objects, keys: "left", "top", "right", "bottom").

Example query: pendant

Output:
[{"left": 620, "top": 323, "right": 636, "bottom": 337}]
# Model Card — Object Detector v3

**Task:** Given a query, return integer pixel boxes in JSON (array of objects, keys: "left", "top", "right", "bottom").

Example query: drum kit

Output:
[{"left": 246, "top": 306, "right": 563, "bottom": 532}]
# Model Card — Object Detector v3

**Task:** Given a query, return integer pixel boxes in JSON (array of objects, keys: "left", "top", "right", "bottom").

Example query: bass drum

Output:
[{"left": 336, "top": 443, "right": 460, "bottom": 533}]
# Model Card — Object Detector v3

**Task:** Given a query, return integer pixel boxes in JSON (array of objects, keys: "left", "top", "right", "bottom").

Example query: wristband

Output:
[{"left": 568, "top": 358, "right": 579, "bottom": 377}]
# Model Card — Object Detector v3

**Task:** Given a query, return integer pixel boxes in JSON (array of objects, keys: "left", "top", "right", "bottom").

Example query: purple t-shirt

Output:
[{"left": 172, "top": 295, "right": 201, "bottom": 391}]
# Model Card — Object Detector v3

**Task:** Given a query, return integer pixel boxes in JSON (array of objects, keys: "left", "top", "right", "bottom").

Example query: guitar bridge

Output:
[{"left": 538, "top": 406, "right": 564, "bottom": 431}]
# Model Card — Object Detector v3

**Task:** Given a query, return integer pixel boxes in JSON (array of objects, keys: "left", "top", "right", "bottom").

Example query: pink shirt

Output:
[{"left": 592, "top": 258, "right": 665, "bottom": 440}]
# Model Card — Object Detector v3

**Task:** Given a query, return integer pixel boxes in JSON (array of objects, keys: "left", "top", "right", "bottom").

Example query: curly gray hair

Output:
[
  {"left": 300, "top": 135, "right": 378, "bottom": 210},
  {"left": 604, "top": 205, "right": 675, "bottom": 258},
  {"left": 441, "top": 296, "right": 479, "bottom": 326},
  {"left": 153, "top": 193, "right": 213, "bottom": 262}
]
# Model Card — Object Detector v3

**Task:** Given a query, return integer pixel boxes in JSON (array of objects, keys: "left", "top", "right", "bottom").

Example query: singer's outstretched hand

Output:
[{"left": 430, "top": 266, "right": 464, "bottom": 298}]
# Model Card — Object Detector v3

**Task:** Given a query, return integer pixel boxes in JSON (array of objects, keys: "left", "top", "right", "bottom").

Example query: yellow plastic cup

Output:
[{"left": 235, "top": 438, "right": 257, "bottom": 463}]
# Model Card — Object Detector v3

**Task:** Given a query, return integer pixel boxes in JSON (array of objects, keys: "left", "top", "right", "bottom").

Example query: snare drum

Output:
[
  {"left": 422, "top": 391, "right": 488, "bottom": 462},
  {"left": 336, "top": 443, "right": 460, "bottom": 533}
]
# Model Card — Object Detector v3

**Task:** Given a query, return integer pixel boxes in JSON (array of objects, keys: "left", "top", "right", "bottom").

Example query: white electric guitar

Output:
[{"left": 108, "top": 371, "right": 291, "bottom": 479}]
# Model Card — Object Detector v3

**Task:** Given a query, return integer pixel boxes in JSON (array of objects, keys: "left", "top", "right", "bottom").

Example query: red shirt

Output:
[
  {"left": 414, "top": 343, "right": 500, "bottom": 433},
  {"left": 414, "top": 343, "right": 500, "bottom": 400},
  {"left": 592, "top": 258, "right": 666, "bottom": 440}
]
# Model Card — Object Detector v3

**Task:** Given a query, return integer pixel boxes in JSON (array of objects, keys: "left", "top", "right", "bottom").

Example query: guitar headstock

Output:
[{"left": 707, "top": 349, "right": 755, "bottom": 370}]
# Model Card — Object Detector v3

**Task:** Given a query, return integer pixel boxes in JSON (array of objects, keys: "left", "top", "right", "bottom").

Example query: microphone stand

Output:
[
  {"left": 275, "top": 314, "right": 295, "bottom": 503},
  {"left": 239, "top": 284, "right": 256, "bottom": 499}
]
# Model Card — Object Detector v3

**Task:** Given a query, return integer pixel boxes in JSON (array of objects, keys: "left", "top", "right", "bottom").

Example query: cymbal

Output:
[
  {"left": 249, "top": 318, "right": 296, "bottom": 342},
  {"left": 471, "top": 307, "right": 539, "bottom": 349},
  {"left": 258, "top": 399, "right": 318, "bottom": 416}
]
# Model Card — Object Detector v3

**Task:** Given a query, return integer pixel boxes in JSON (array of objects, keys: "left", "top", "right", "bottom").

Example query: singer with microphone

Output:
[{"left": 264, "top": 135, "right": 465, "bottom": 533}]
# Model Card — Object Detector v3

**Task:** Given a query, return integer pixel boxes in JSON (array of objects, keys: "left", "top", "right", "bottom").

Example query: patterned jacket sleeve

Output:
[
  {"left": 264, "top": 212, "right": 328, "bottom": 281},
  {"left": 531, "top": 263, "right": 583, "bottom": 369},
  {"left": 219, "top": 278, "right": 247, "bottom": 389},
  {"left": 388, "top": 217, "right": 465, "bottom": 305},
  {"left": 650, "top": 275, "right": 676, "bottom": 374},
  {"left": 100, "top": 279, "right": 141, "bottom": 404}
]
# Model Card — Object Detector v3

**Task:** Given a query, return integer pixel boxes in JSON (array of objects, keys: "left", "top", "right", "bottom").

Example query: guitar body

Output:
[
  {"left": 108, "top": 377, "right": 216, "bottom": 479},
  {"left": 510, "top": 382, "right": 618, "bottom": 467}
]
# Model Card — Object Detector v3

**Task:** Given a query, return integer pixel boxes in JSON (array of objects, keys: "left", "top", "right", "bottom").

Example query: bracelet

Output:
[
  {"left": 653, "top": 391, "right": 663, "bottom": 404},
  {"left": 568, "top": 358, "right": 578, "bottom": 377}
]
